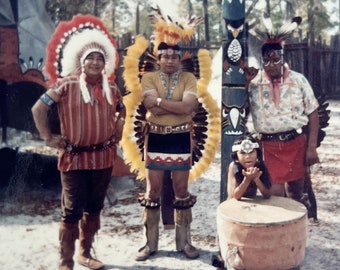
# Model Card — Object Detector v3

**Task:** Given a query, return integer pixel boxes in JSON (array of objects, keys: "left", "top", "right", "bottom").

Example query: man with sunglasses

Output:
[{"left": 246, "top": 41, "right": 320, "bottom": 209}]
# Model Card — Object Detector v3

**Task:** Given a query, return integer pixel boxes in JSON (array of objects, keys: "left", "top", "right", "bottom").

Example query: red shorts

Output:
[{"left": 262, "top": 135, "right": 307, "bottom": 184}]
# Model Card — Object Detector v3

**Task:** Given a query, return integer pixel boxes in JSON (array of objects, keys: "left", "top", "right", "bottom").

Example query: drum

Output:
[{"left": 217, "top": 196, "right": 307, "bottom": 270}]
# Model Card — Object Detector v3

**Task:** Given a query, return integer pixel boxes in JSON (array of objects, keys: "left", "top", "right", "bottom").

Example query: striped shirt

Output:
[{"left": 52, "top": 76, "right": 122, "bottom": 172}]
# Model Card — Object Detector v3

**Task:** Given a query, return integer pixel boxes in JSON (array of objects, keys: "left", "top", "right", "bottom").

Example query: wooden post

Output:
[
  {"left": 161, "top": 171, "right": 174, "bottom": 228},
  {"left": 0, "top": 79, "right": 8, "bottom": 143},
  {"left": 220, "top": 0, "right": 248, "bottom": 202}
]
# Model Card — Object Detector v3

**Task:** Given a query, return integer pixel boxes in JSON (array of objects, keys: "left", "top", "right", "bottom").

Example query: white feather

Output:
[{"left": 262, "top": 12, "right": 273, "bottom": 36}]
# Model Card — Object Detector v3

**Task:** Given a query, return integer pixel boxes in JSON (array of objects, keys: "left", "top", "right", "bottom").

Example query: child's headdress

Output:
[
  {"left": 45, "top": 14, "right": 119, "bottom": 104},
  {"left": 232, "top": 139, "right": 259, "bottom": 153}
]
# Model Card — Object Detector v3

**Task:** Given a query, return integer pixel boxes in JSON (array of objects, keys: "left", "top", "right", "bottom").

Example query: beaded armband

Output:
[{"left": 40, "top": 93, "right": 55, "bottom": 106}]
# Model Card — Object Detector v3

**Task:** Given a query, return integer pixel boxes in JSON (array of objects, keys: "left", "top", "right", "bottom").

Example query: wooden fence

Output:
[{"left": 285, "top": 34, "right": 340, "bottom": 99}]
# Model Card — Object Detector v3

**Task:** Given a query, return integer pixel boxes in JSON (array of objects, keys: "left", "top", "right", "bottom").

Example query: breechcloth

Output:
[
  {"left": 262, "top": 134, "right": 307, "bottom": 184},
  {"left": 145, "top": 131, "right": 191, "bottom": 171}
]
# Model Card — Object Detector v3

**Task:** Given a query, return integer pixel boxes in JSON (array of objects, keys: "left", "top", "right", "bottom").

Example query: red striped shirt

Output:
[{"left": 52, "top": 76, "right": 122, "bottom": 172}]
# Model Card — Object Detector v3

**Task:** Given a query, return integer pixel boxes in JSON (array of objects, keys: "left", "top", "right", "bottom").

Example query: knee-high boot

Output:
[
  {"left": 135, "top": 207, "right": 160, "bottom": 261},
  {"left": 175, "top": 208, "right": 199, "bottom": 259},
  {"left": 77, "top": 214, "right": 104, "bottom": 270},
  {"left": 59, "top": 222, "right": 79, "bottom": 270}
]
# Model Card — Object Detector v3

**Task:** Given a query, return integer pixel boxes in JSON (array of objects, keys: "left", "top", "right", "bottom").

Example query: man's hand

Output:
[
  {"left": 46, "top": 135, "right": 67, "bottom": 149},
  {"left": 243, "top": 66, "right": 259, "bottom": 83}
]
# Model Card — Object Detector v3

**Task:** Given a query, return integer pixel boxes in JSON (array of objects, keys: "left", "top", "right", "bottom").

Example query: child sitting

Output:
[{"left": 227, "top": 133, "right": 271, "bottom": 200}]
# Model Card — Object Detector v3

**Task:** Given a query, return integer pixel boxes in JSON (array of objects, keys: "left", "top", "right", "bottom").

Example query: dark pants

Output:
[{"left": 60, "top": 168, "right": 112, "bottom": 223}]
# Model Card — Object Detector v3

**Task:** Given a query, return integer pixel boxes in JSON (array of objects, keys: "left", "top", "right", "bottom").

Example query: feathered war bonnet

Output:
[{"left": 45, "top": 14, "right": 119, "bottom": 105}]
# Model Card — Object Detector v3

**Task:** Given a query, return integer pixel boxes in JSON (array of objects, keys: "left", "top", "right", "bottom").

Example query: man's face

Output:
[
  {"left": 263, "top": 50, "right": 283, "bottom": 79},
  {"left": 83, "top": 52, "right": 105, "bottom": 79},
  {"left": 159, "top": 52, "right": 180, "bottom": 74}
]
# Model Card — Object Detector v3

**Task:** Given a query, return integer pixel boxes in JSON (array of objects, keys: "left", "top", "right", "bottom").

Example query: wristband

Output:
[{"left": 40, "top": 93, "right": 55, "bottom": 106}]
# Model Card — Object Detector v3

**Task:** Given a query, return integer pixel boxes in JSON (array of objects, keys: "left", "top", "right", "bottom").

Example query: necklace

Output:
[{"left": 159, "top": 71, "right": 180, "bottom": 100}]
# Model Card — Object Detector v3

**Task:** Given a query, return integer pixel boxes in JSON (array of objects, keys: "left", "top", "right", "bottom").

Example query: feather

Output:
[
  {"left": 262, "top": 12, "right": 273, "bottom": 36},
  {"left": 149, "top": 5, "right": 203, "bottom": 50},
  {"left": 29, "top": 56, "right": 34, "bottom": 68},
  {"left": 252, "top": 14, "right": 302, "bottom": 45},
  {"left": 277, "top": 16, "right": 302, "bottom": 41},
  {"left": 37, "top": 58, "right": 44, "bottom": 70},
  {"left": 316, "top": 95, "right": 331, "bottom": 147},
  {"left": 121, "top": 10, "right": 220, "bottom": 183}
]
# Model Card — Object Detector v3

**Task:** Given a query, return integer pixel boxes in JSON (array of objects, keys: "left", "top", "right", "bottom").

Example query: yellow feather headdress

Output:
[{"left": 149, "top": 5, "right": 204, "bottom": 55}]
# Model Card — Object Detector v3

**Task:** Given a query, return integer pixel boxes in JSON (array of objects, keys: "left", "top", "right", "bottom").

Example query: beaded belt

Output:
[
  {"left": 260, "top": 128, "right": 304, "bottom": 142},
  {"left": 148, "top": 123, "right": 191, "bottom": 135},
  {"left": 65, "top": 135, "right": 115, "bottom": 155}
]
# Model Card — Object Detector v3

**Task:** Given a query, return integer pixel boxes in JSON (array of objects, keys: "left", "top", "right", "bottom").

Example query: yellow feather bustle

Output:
[
  {"left": 189, "top": 49, "right": 221, "bottom": 182},
  {"left": 121, "top": 8, "right": 220, "bottom": 182},
  {"left": 120, "top": 35, "right": 148, "bottom": 180},
  {"left": 121, "top": 37, "right": 220, "bottom": 182}
]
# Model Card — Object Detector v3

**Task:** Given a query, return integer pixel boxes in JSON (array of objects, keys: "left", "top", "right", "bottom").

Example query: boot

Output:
[
  {"left": 135, "top": 207, "right": 160, "bottom": 261},
  {"left": 175, "top": 208, "right": 199, "bottom": 259},
  {"left": 77, "top": 214, "right": 105, "bottom": 270},
  {"left": 59, "top": 222, "right": 79, "bottom": 270}
]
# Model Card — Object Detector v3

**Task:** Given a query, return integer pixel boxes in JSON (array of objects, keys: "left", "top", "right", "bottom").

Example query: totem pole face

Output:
[{"left": 222, "top": 87, "right": 248, "bottom": 136}]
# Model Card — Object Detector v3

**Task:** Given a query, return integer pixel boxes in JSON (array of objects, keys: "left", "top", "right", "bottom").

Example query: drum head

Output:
[{"left": 218, "top": 195, "right": 307, "bottom": 225}]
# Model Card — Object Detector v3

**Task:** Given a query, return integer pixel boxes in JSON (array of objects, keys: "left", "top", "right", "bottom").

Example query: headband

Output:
[
  {"left": 232, "top": 139, "right": 259, "bottom": 153},
  {"left": 158, "top": 49, "right": 181, "bottom": 56}
]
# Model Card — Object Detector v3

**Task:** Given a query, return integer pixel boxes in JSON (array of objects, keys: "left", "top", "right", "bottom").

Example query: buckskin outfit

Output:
[{"left": 32, "top": 14, "right": 125, "bottom": 270}]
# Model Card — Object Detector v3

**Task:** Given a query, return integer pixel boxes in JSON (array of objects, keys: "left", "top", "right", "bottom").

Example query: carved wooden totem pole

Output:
[{"left": 220, "top": 0, "right": 248, "bottom": 201}]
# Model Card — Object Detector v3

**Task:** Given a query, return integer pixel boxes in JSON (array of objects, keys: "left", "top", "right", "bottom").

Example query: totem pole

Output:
[{"left": 220, "top": 0, "right": 248, "bottom": 201}]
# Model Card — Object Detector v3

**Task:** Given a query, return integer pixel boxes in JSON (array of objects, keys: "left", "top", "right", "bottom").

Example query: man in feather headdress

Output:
[
  {"left": 31, "top": 14, "right": 125, "bottom": 270},
  {"left": 246, "top": 16, "right": 320, "bottom": 208},
  {"left": 121, "top": 4, "right": 220, "bottom": 262},
  {"left": 135, "top": 40, "right": 200, "bottom": 261}
]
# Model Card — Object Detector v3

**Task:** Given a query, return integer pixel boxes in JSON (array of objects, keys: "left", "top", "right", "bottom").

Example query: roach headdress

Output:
[
  {"left": 45, "top": 14, "right": 119, "bottom": 104},
  {"left": 253, "top": 13, "right": 302, "bottom": 57},
  {"left": 148, "top": 5, "right": 203, "bottom": 55}
]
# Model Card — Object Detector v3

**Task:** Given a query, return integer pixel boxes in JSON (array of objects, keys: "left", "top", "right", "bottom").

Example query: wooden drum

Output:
[{"left": 217, "top": 196, "right": 307, "bottom": 270}]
